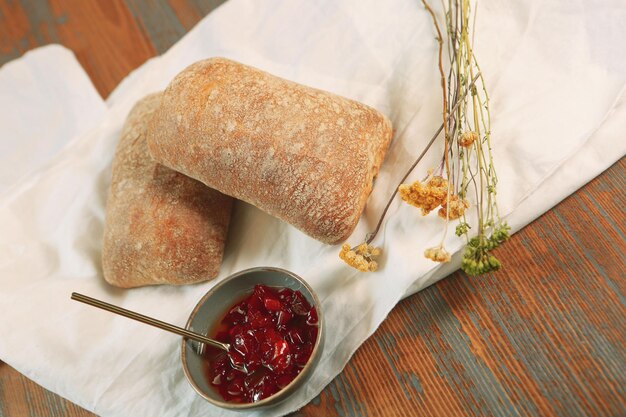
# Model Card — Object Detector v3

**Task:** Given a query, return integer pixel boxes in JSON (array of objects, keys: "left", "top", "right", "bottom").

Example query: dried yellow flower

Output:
[
  {"left": 399, "top": 176, "right": 449, "bottom": 215},
  {"left": 459, "top": 131, "right": 478, "bottom": 147},
  {"left": 438, "top": 195, "right": 471, "bottom": 220},
  {"left": 424, "top": 245, "right": 451, "bottom": 263},
  {"left": 339, "top": 242, "right": 382, "bottom": 272}
]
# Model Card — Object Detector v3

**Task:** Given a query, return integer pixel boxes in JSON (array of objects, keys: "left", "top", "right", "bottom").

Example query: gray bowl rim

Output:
[{"left": 181, "top": 266, "right": 324, "bottom": 410}]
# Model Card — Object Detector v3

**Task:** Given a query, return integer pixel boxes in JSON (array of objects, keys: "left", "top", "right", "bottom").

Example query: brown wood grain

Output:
[
  {"left": 0, "top": 362, "right": 91, "bottom": 417},
  {"left": 0, "top": 0, "right": 155, "bottom": 97},
  {"left": 1, "top": 1, "right": 624, "bottom": 416},
  {"left": 294, "top": 158, "right": 625, "bottom": 417}
]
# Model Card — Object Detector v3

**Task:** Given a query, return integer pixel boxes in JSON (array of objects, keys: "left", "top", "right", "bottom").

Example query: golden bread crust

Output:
[
  {"left": 147, "top": 58, "right": 392, "bottom": 244},
  {"left": 102, "top": 92, "right": 233, "bottom": 288}
]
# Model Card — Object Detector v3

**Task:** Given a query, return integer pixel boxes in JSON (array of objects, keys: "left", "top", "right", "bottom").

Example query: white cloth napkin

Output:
[
  {"left": 0, "top": 45, "right": 106, "bottom": 198},
  {"left": 1, "top": 0, "right": 625, "bottom": 416}
]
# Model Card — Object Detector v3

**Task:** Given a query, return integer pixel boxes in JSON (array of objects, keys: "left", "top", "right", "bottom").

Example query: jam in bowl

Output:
[
  {"left": 206, "top": 284, "right": 319, "bottom": 402},
  {"left": 182, "top": 267, "right": 324, "bottom": 410}
]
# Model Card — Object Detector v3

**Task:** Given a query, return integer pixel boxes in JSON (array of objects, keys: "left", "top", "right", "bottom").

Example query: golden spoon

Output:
[{"left": 71, "top": 292, "right": 230, "bottom": 352}]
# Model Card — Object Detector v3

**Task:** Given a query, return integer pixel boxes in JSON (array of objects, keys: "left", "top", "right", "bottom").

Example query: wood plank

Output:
[
  {"left": 47, "top": 0, "right": 157, "bottom": 98},
  {"left": 0, "top": 361, "right": 93, "bottom": 417},
  {"left": 0, "top": 0, "right": 157, "bottom": 98},
  {"left": 124, "top": 0, "right": 187, "bottom": 54},
  {"left": 166, "top": 0, "right": 211, "bottom": 30},
  {"left": 296, "top": 157, "right": 626, "bottom": 417},
  {"left": 0, "top": 0, "right": 60, "bottom": 63}
]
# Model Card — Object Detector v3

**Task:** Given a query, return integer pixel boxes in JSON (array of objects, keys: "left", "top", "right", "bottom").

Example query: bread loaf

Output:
[
  {"left": 147, "top": 58, "right": 393, "bottom": 244},
  {"left": 102, "top": 93, "right": 233, "bottom": 288}
]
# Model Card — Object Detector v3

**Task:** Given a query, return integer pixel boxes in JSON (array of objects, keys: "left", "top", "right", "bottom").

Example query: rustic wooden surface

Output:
[{"left": 1, "top": 1, "right": 625, "bottom": 416}]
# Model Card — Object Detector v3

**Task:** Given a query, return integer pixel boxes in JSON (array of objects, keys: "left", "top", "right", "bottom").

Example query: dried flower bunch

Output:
[
  {"left": 339, "top": 243, "right": 381, "bottom": 272},
  {"left": 340, "top": 0, "right": 509, "bottom": 276}
]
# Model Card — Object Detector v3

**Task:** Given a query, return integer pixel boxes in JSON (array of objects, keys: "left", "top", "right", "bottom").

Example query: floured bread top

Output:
[
  {"left": 147, "top": 58, "right": 393, "bottom": 244},
  {"left": 102, "top": 92, "right": 233, "bottom": 288}
]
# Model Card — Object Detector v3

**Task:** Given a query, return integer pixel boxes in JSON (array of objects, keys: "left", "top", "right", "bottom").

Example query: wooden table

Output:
[{"left": 1, "top": 1, "right": 624, "bottom": 416}]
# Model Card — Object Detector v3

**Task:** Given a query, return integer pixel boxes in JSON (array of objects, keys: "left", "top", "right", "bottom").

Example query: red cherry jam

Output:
[{"left": 203, "top": 285, "right": 319, "bottom": 403}]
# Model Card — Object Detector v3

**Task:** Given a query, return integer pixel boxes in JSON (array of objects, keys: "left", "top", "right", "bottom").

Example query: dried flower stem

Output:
[
  {"left": 421, "top": 0, "right": 450, "bottom": 177},
  {"left": 445, "top": 0, "right": 509, "bottom": 275},
  {"left": 365, "top": 74, "right": 479, "bottom": 245},
  {"left": 421, "top": 0, "right": 455, "bottom": 247},
  {"left": 341, "top": 0, "right": 508, "bottom": 275}
]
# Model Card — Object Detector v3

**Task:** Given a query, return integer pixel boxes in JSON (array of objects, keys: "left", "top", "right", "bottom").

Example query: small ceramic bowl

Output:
[{"left": 181, "top": 267, "right": 324, "bottom": 411}]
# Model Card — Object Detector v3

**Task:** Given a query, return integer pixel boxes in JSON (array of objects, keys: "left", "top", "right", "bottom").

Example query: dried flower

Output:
[
  {"left": 438, "top": 195, "right": 470, "bottom": 220},
  {"left": 424, "top": 245, "right": 451, "bottom": 263},
  {"left": 339, "top": 243, "right": 381, "bottom": 272},
  {"left": 337, "top": 1, "right": 509, "bottom": 277},
  {"left": 461, "top": 223, "right": 510, "bottom": 275},
  {"left": 459, "top": 131, "right": 478, "bottom": 147},
  {"left": 455, "top": 222, "right": 470, "bottom": 236},
  {"left": 399, "top": 176, "right": 449, "bottom": 215}
]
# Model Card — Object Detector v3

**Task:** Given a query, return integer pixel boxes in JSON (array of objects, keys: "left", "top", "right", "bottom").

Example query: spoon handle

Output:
[{"left": 71, "top": 292, "right": 230, "bottom": 352}]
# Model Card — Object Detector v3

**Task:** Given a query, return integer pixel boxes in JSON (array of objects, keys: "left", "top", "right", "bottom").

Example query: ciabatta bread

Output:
[
  {"left": 102, "top": 93, "right": 233, "bottom": 288},
  {"left": 147, "top": 58, "right": 393, "bottom": 244}
]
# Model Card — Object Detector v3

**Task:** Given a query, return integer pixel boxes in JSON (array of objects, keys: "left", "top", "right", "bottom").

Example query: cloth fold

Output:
[
  {"left": 0, "top": 45, "right": 106, "bottom": 198},
  {"left": 1, "top": 0, "right": 625, "bottom": 416}
]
